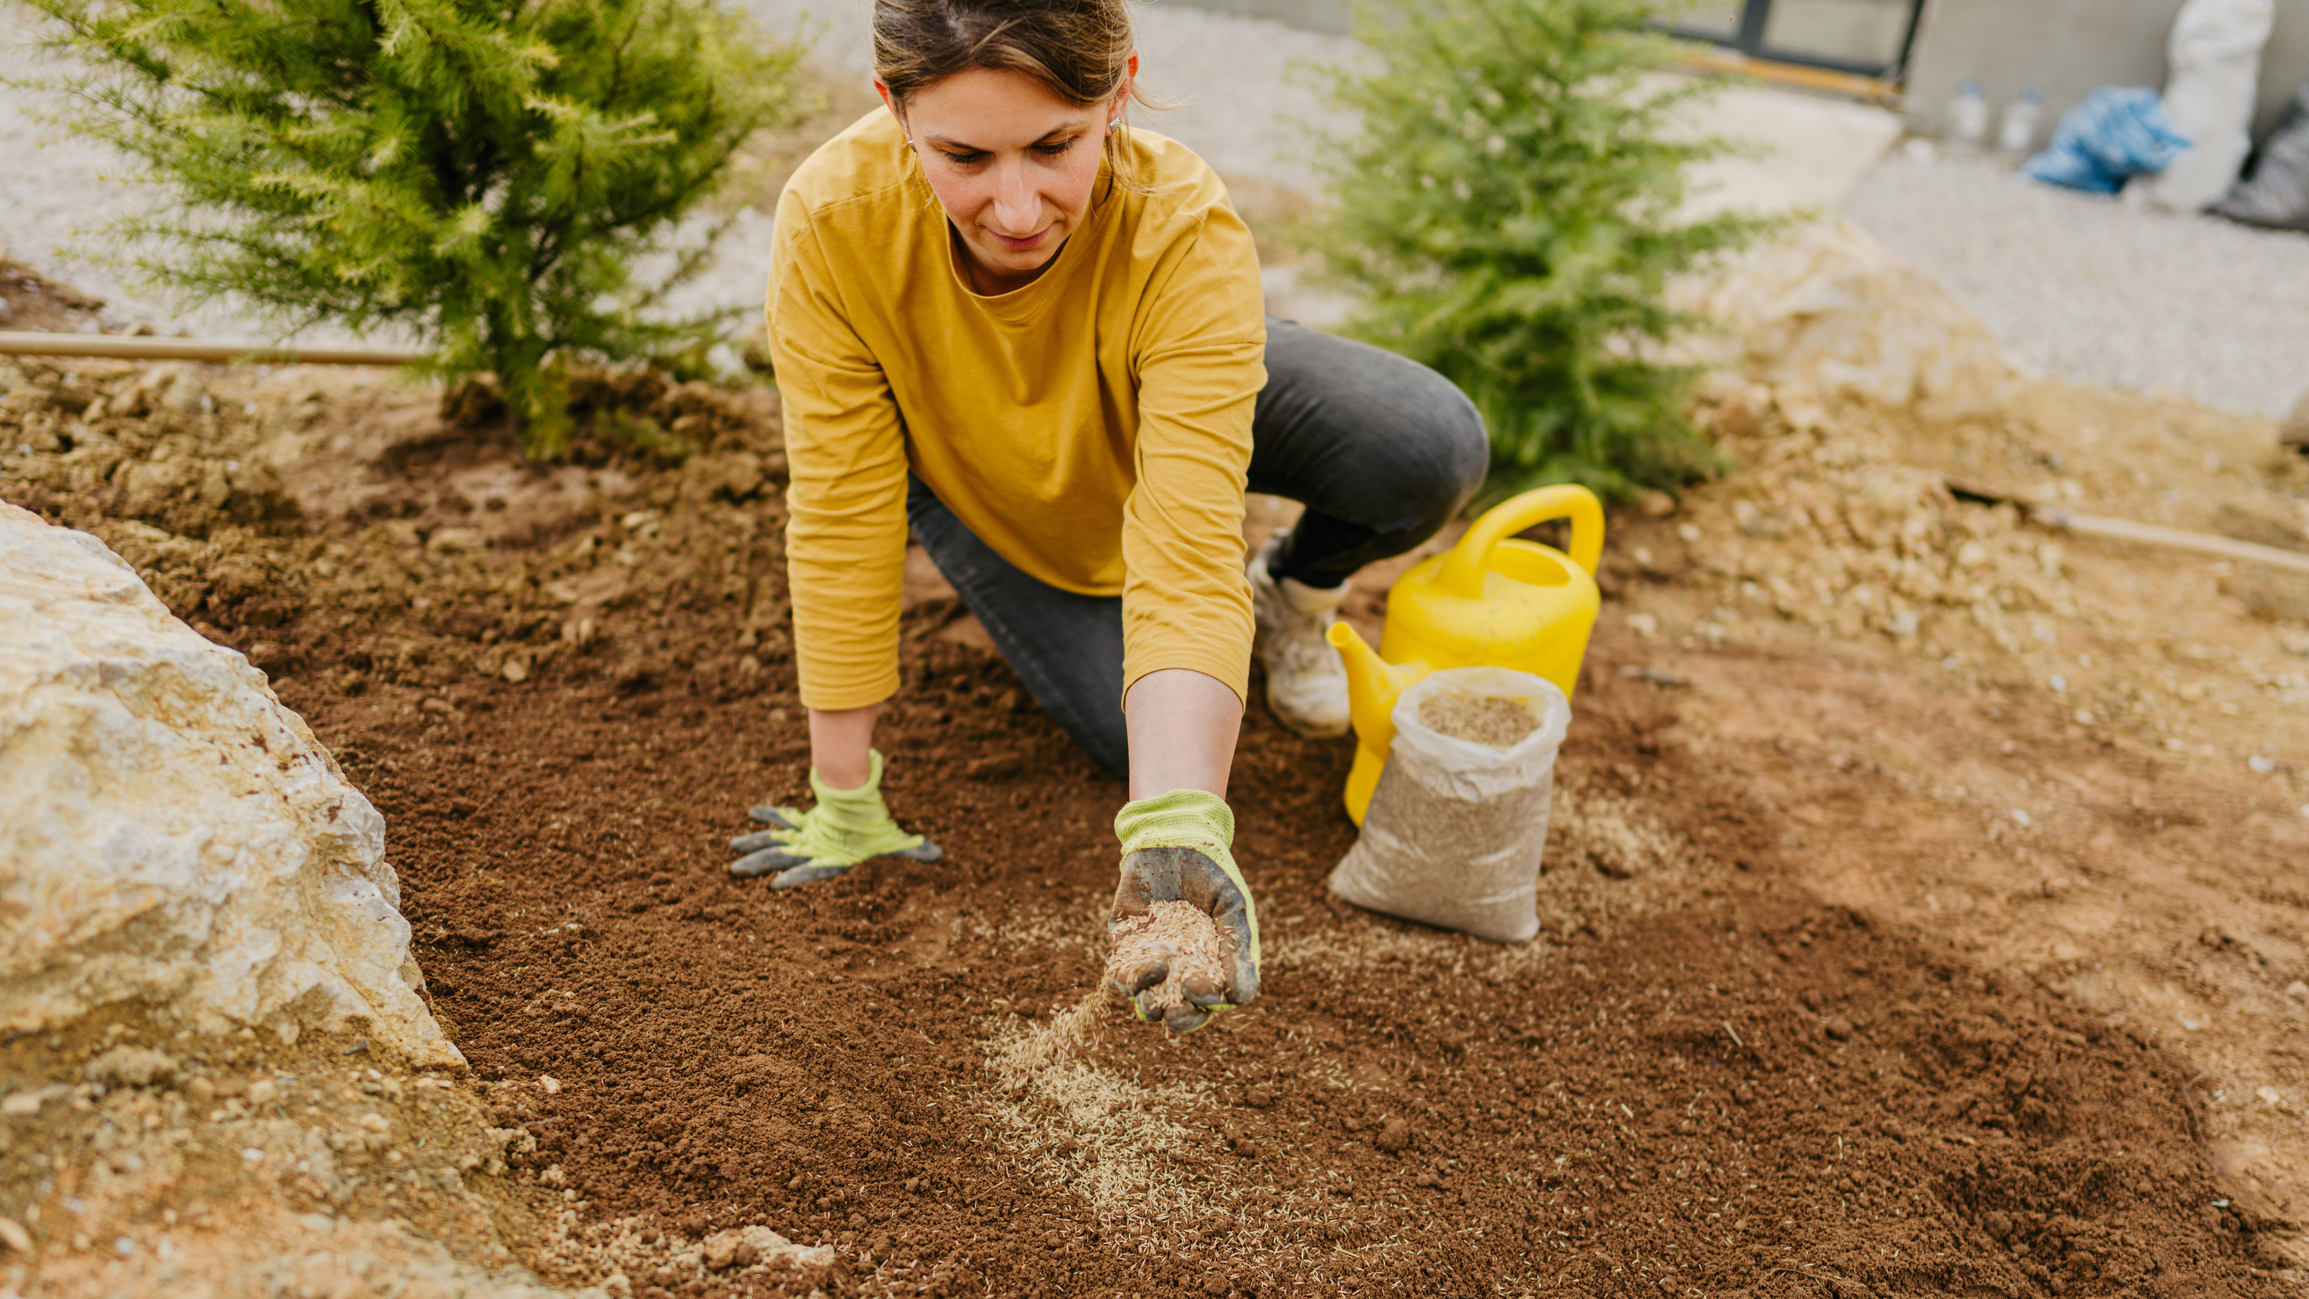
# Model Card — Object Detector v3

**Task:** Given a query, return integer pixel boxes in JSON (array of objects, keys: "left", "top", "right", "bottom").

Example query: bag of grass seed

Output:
[{"left": 1328, "top": 667, "right": 1569, "bottom": 944}]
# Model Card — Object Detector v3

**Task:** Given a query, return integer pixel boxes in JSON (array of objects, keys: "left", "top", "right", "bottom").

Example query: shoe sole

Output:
[{"left": 1248, "top": 548, "right": 1353, "bottom": 740}]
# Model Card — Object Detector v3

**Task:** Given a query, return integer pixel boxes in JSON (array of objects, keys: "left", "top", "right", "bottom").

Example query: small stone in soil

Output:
[
  {"left": 84, "top": 1046, "right": 178, "bottom": 1089},
  {"left": 1375, "top": 1117, "right": 1412, "bottom": 1153},
  {"left": 1106, "top": 899, "right": 1227, "bottom": 1017},
  {"left": 1420, "top": 692, "right": 1540, "bottom": 750}
]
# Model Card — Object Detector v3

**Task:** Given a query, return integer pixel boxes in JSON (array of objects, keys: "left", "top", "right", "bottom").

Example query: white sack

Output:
[
  {"left": 2136, "top": 0, "right": 2276, "bottom": 212},
  {"left": 1328, "top": 668, "right": 1569, "bottom": 944}
]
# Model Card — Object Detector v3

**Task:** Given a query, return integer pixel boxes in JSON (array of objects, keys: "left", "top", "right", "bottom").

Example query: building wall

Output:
[
  {"left": 1162, "top": 0, "right": 2309, "bottom": 145},
  {"left": 1903, "top": 0, "right": 2309, "bottom": 144}
]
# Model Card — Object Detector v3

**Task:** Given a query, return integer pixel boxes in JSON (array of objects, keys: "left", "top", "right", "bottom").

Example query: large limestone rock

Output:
[
  {"left": 0, "top": 502, "right": 460, "bottom": 1066},
  {"left": 1675, "top": 219, "right": 2016, "bottom": 422}
]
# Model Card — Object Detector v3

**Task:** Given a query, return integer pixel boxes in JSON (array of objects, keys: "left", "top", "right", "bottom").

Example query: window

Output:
[{"left": 1666, "top": 0, "right": 1926, "bottom": 78}]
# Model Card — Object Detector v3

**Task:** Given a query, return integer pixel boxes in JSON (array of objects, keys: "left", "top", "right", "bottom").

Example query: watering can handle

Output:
[{"left": 1438, "top": 484, "right": 1605, "bottom": 599}]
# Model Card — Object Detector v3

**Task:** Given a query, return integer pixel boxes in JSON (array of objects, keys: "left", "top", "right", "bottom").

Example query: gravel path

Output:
[
  {"left": 0, "top": 12, "right": 229, "bottom": 336},
  {"left": 1842, "top": 145, "right": 2309, "bottom": 420}
]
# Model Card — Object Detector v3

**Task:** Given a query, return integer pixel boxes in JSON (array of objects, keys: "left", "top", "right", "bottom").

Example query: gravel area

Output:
[
  {"left": 0, "top": 7, "right": 775, "bottom": 352},
  {"left": 1842, "top": 144, "right": 2309, "bottom": 420},
  {"left": 0, "top": 11, "right": 243, "bottom": 337}
]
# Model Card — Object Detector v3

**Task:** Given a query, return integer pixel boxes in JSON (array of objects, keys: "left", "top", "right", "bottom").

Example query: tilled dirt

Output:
[
  {"left": 2, "top": 352, "right": 2296, "bottom": 1297},
  {"left": 294, "top": 626, "right": 2279, "bottom": 1299}
]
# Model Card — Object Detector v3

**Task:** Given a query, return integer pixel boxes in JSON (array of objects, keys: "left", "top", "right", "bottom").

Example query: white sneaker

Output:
[{"left": 1247, "top": 531, "right": 1352, "bottom": 738}]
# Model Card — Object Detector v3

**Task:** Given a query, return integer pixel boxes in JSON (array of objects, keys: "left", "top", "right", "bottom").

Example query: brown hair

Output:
[{"left": 873, "top": 0, "right": 1147, "bottom": 183}]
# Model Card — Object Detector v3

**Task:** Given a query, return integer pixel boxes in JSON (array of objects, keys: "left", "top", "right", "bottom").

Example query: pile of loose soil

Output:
[
  {"left": 1419, "top": 692, "right": 1540, "bottom": 750},
  {"left": 3, "top": 353, "right": 2292, "bottom": 1297},
  {"left": 0, "top": 353, "right": 785, "bottom": 701},
  {"left": 0, "top": 1007, "right": 585, "bottom": 1298},
  {"left": 1106, "top": 900, "right": 1229, "bottom": 1017},
  {"left": 0, "top": 258, "right": 108, "bottom": 333}
]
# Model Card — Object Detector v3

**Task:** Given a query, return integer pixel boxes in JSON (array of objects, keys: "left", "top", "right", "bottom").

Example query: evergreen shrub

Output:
[
  {"left": 1310, "top": 0, "right": 1773, "bottom": 502},
  {"left": 20, "top": 0, "right": 803, "bottom": 454}
]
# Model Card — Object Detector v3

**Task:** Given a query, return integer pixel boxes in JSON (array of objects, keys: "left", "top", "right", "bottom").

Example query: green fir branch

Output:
[
  {"left": 12, "top": 0, "right": 803, "bottom": 453},
  {"left": 1308, "top": 0, "right": 1774, "bottom": 502}
]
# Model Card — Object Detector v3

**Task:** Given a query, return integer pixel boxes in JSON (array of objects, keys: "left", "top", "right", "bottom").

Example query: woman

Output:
[{"left": 734, "top": 0, "right": 1488, "bottom": 1032}]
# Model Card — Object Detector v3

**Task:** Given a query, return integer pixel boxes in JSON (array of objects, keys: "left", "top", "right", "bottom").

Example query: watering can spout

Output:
[{"left": 1328, "top": 622, "right": 1431, "bottom": 762}]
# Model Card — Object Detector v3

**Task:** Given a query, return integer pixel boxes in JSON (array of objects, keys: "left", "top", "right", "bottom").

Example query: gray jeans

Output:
[{"left": 906, "top": 315, "right": 1487, "bottom": 776}]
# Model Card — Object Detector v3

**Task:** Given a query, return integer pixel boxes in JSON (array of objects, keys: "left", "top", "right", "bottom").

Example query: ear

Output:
[
  {"left": 1114, "top": 52, "right": 1139, "bottom": 122},
  {"left": 874, "top": 79, "right": 907, "bottom": 138}
]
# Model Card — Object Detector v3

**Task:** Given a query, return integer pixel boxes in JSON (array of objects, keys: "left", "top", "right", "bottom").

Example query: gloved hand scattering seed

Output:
[
  {"left": 1104, "top": 899, "right": 1227, "bottom": 1017},
  {"left": 1420, "top": 693, "right": 1540, "bottom": 750}
]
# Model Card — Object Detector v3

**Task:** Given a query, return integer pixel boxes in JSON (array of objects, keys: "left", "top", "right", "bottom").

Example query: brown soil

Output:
[
  {"left": 0, "top": 260, "right": 109, "bottom": 334},
  {"left": 5, "top": 345, "right": 2304, "bottom": 1297},
  {"left": 1419, "top": 692, "right": 1541, "bottom": 750},
  {"left": 0, "top": 1005, "right": 584, "bottom": 1299},
  {"left": 1107, "top": 901, "right": 1228, "bottom": 1017}
]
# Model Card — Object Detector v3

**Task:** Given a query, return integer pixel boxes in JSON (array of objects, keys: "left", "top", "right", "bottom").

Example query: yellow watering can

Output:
[{"left": 1326, "top": 484, "right": 1604, "bottom": 825}]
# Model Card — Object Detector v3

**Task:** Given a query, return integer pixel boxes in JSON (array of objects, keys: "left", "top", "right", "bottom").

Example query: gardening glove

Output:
[
  {"left": 1108, "top": 789, "right": 1261, "bottom": 1034},
  {"left": 730, "top": 749, "right": 941, "bottom": 889}
]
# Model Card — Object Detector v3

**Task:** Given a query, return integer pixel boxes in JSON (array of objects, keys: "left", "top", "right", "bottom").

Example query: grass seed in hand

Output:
[{"left": 1106, "top": 899, "right": 1226, "bottom": 1016}]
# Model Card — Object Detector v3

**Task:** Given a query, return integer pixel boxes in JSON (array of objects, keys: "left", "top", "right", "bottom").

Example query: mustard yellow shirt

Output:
[{"left": 767, "top": 110, "right": 1266, "bottom": 712}]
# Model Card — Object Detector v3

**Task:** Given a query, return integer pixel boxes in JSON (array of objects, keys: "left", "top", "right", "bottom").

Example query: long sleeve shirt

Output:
[{"left": 766, "top": 110, "right": 1266, "bottom": 711}]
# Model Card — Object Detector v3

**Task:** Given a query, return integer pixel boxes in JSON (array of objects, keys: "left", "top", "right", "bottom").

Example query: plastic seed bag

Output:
[{"left": 1328, "top": 667, "right": 1569, "bottom": 944}]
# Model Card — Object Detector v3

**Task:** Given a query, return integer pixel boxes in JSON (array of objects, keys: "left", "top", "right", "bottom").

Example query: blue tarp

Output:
[{"left": 2023, "top": 87, "right": 2193, "bottom": 194}]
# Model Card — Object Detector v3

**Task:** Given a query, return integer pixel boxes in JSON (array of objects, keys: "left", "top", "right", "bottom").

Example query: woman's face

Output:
[{"left": 878, "top": 60, "right": 1133, "bottom": 295}]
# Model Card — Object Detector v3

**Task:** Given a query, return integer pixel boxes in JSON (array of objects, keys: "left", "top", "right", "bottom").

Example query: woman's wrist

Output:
[{"left": 807, "top": 702, "right": 882, "bottom": 790}]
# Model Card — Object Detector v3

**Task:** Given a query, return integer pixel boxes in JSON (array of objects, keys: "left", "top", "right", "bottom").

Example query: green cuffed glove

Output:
[
  {"left": 1108, "top": 789, "right": 1261, "bottom": 1033},
  {"left": 730, "top": 749, "right": 942, "bottom": 889}
]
